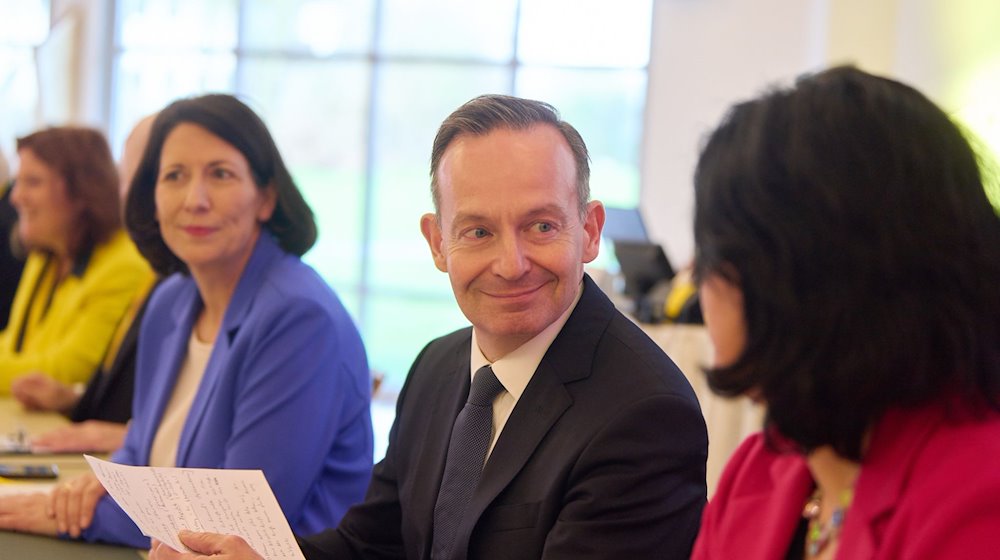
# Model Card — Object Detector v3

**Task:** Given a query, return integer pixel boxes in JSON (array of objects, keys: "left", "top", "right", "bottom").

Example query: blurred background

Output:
[{"left": 2, "top": 0, "right": 999, "bottom": 437}]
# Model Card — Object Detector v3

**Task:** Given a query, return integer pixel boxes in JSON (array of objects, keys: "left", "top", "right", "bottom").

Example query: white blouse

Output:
[{"left": 148, "top": 331, "right": 214, "bottom": 467}]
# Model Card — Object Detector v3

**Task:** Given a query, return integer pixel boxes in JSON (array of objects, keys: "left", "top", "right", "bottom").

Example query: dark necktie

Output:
[{"left": 431, "top": 365, "right": 504, "bottom": 560}]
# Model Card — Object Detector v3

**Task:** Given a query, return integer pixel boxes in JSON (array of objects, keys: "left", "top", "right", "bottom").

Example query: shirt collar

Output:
[
  {"left": 470, "top": 280, "right": 584, "bottom": 400},
  {"left": 70, "top": 241, "right": 96, "bottom": 278}
]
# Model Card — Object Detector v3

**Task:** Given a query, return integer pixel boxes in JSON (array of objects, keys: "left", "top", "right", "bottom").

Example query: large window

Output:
[
  {"left": 111, "top": 0, "right": 653, "bottom": 390},
  {"left": 0, "top": 0, "right": 49, "bottom": 160}
]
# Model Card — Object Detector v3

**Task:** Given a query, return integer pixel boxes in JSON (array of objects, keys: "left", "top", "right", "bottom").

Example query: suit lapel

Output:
[
  {"left": 471, "top": 359, "right": 571, "bottom": 512},
  {"left": 174, "top": 327, "right": 229, "bottom": 466},
  {"left": 407, "top": 342, "right": 470, "bottom": 559},
  {"left": 724, "top": 456, "right": 813, "bottom": 558},
  {"left": 174, "top": 234, "right": 278, "bottom": 466},
  {"left": 456, "top": 276, "right": 611, "bottom": 550},
  {"left": 838, "top": 404, "right": 945, "bottom": 558},
  {"left": 138, "top": 280, "right": 200, "bottom": 464}
]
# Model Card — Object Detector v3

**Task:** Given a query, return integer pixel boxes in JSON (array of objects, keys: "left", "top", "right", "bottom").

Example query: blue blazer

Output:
[{"left": 82, "top": 234, "right": 373, "bottom": 548}]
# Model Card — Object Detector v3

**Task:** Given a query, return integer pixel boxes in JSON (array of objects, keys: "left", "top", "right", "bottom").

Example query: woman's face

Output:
[
  {"left": 11, "top": 148, "right": 82, "bottom": 257},
  {"left": 154, "top": 123, "right": 276, "bottom": 279},
  {"left": 699, "top": 273, "right": 747, "bottom": 367}
]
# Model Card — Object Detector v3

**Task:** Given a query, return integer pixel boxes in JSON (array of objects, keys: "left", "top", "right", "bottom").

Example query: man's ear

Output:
[
  {"left": 420, "top": 213, "right": 448, "bottom": 272},
  {"left": 581, "top": 200, "right": 605, "bottom": 263}
]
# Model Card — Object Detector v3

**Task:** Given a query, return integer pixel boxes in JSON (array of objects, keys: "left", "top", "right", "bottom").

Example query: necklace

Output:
[{"left": 802, "top": 488, "right": 853, "bottom": 557}]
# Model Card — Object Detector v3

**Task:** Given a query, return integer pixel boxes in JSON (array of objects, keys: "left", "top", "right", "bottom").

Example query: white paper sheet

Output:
[{"left": 85, "top": 455, "right": 305, "bottom": 560}]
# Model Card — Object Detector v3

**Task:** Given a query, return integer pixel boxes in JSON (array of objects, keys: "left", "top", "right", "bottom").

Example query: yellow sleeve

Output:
[{"left": 0, "top": 230, "right": 153, "bottom": 393}]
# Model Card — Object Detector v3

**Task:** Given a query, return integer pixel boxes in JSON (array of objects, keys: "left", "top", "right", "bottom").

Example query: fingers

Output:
[
  {"left": 30, "top": 422, "right": 128, "bottom": 454},
  {"left": 78, "top": 477, "right": 105, "bottom": 529},
  {"left": 150, "top": 538, "right": 184, "bottom": 560},
  {"left": 11, "top": 374, "right": 45, "bottom": 408},
  {"left": 178, "top": 530, "right": 263, "bottom": 559},
  {"left": 49, "top": 481, "right": 68, "bottom": 533},
  {"left": 31, "top": 426, "right": 71, "bottom": 452},
  {"left": 178, "top": 530, "right": 226, "bottom": 553},
  {"left": 48, "top": 474, "right": 106, "bottom": 538}
]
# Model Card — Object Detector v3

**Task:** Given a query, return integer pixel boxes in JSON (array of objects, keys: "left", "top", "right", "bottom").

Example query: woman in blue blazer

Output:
[{"left": 0, "top": 95, "right": 373, "bottom": 549}]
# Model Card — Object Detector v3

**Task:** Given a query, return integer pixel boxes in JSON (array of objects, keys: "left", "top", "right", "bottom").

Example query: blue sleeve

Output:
[
  {"left": 77, "top": 288, "right": 168, "bottom": 548},
  {"left": 80, "top": 276, "right": 370, "bottom": 546},
  {"left": 74, "top": 423, "right": 157, "bottom": 546},
  {"left": 221, "top": 296, "right": 371, "bottom": 532},
  {"left": 79, "top": 497, "right": 151, "bottom": 549}
]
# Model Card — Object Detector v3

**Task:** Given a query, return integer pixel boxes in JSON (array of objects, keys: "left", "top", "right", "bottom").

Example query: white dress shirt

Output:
[{"left": 470, "top": 281, "right": 584, "bottom": 458}]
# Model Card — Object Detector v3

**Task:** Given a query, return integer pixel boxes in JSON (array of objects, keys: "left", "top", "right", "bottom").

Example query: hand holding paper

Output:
[
  {"left": 150, "top": 531, "right": 265, "bottom": 560},
  {"left": 85, "top": 455, "right": 303, "bottom": 560}
]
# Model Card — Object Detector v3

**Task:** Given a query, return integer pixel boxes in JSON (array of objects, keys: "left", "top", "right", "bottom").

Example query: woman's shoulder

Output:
[
  {"left": 258, "top": 253, "right": 343, "bottom": 310},
  {"left": 143, "top": 273, "right": 196, "bottom": 315},
  {"left": 910, "top": 406, "right": 1000, "bottom": 484},
  {"left": 713, "top": 432, "right": 808, "bottom": 500},
  {"left": 869, "top": 403, "right": 1000, "bottom": 520},
  {"left": 869, "top": 407, "right": 1000, "bottom": 557},
  {"left": 87, "top": 229, "right": 152, "bottom": 276}
]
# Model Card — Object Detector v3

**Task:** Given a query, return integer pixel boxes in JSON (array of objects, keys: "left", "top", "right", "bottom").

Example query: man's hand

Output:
[
  {"left": 149, "top": 531, "right": 265, "bottom": 559},
  {"left": 47, "top": 473, "right": 107, "bottom": 537},
  {"left": 31, "top": 420, "right": 128, "bottom": 454},
  {"left": 11, "top": 373, "right": 79, "bottom": 413},
  {"left": 0, "top": 492, "right": 58, "bottom": 535}
]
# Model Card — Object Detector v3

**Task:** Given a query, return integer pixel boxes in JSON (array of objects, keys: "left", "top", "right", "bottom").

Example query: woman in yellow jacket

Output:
[{"left": 0, "top": 127, "right": 152, "bottom": 394}]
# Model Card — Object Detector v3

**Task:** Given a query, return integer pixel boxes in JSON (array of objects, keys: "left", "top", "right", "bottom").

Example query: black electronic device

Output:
[
  {"left": 612, "top": 239, "right": 676, "bottom": 299},
  {"left": 602, "top": 206, "right": 677, "bottom": 321},
  {"left": 0, "top": 463, "right": 59, "bottom": 479},
  {"left": 602, "top": 206, "right": 650, "bottom": 243}
]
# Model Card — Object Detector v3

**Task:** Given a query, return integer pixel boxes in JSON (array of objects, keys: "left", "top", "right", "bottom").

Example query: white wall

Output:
[
  {"left": 641, "top": 0, "right": 979, "bottom": 265},
  {"left": 641, "top": 0, "right": 832, "bottom": 266}
]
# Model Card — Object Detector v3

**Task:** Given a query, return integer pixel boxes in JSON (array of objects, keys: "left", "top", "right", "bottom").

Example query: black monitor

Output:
[
  {"left": 612, "top": 240, "right": 675, "bottom": 299},
  {"left": 602, "top": 207, "right": 675, "bottom": 298},
  {"left": 602, "top": 206, "right": 650, "bottom": 243}
]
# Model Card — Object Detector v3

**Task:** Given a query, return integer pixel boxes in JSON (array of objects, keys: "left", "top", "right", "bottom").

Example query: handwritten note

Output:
[{"left": 85, "top": 455, "right": 305, "bottom": 560}]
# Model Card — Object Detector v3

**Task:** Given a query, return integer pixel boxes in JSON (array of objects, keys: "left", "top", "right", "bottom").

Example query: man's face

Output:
[{"left": 421, "top": 124, "right": 604, "bottom": 361}]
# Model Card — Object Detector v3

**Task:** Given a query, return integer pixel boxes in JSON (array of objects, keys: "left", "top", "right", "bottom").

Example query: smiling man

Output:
[{"left": 151, "top": 95, "right": 708, "bottom": 560}]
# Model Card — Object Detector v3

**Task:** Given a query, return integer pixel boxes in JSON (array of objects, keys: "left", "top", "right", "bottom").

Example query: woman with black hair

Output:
[{"left": 690, "top": 67, "right": 1000, "bottom": 559}]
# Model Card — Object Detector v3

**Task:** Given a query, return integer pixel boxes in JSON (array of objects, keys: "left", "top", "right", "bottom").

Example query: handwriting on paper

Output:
[{"left": 85, "top": 455, "right": 304, "bottom": 560}]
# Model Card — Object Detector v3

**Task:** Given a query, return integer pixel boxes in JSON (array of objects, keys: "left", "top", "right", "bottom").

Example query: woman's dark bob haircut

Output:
[
  {"left": 125, "top": 94, "right": 316, "bottom": 275},
  {"left": 693, "top": 66, "right": 1000, "bottom": 460}
]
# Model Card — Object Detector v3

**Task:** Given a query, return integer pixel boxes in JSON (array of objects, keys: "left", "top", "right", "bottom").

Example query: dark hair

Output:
[
  {"left": 125, "top": 94, "right": 316, "bottom": 275},
  {"left": 693, "top": 66, "right": 1000, "bottom": 460},
  {"left": 16, "top": 127, "right": 121, "bottom": 260},
  {"left": 430, "top": 94, "right": 591, "bottom": 216}
]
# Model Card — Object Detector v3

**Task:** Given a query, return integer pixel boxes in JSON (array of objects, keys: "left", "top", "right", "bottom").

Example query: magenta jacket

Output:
[{"left": 692, "top": 399, "right": 1000, "bottom": 559}]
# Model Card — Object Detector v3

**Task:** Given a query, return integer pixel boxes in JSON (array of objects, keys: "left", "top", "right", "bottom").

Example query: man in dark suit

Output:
[{"left": 150, "top": 95, "right": 708, "bottom": 560}]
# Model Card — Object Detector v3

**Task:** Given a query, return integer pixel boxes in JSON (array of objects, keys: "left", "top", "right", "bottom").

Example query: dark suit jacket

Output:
[
  {"left": 0, "top": 182, "right": 24, "bottom": 331},
  {"left": 301, "top": 275, "right": 708, "bottom": 559},
  {"left": 69, "top": 280, "right": 158, "bottom": 423}
]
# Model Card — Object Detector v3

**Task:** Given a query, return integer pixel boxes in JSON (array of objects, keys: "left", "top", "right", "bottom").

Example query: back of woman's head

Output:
[
  {"left": 125, "top": 94, "right": 316, "bottom": 275},
  {"left": 16, "top": 127, "right": 121, "bottom": 258},
  {"left": 694, "top": 66, "right": 1000, "bottom": 459}
]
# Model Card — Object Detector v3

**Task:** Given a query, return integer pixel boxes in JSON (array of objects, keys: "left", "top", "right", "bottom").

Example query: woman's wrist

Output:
[{"left": 55, "top": 383, "right": 85, "bottom": 414}]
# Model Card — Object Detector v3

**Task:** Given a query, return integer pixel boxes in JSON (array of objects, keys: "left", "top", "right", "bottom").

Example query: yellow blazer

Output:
[{"left": 0, "top": 229, "right": 152, "bottom": 393}]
